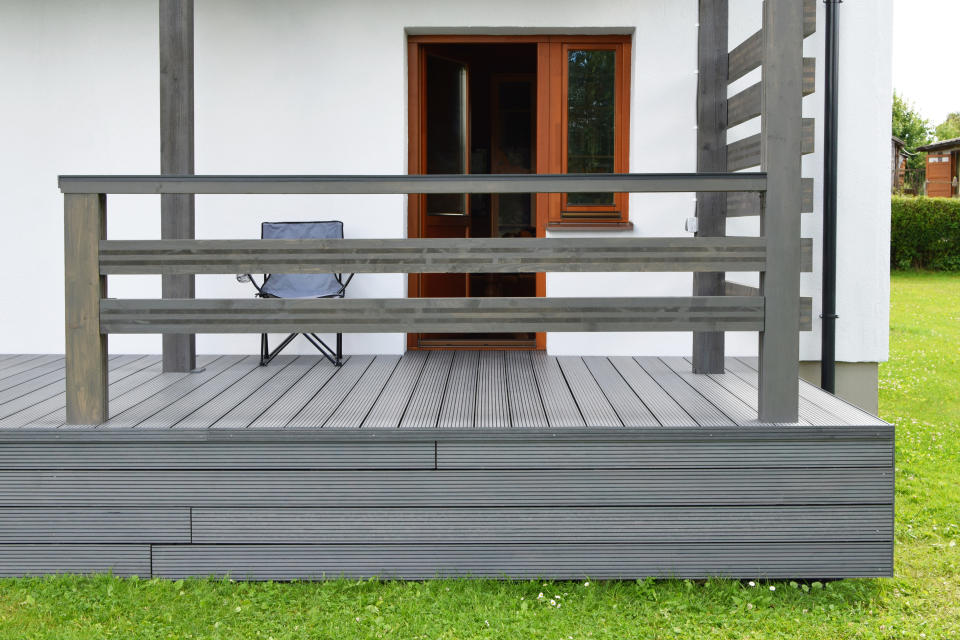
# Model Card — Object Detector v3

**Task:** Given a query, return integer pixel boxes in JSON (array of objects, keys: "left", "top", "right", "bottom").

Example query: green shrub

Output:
[{"left": 891, "top": 196, "right": 960, "bottom": 270}]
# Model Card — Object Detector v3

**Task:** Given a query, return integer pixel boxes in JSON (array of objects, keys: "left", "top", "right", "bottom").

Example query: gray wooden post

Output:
[
  {"left": 692, "top": 0, "right": 728, "bottom": 374},
  {"left": 64, "top": 194, "right": 108, "bottom": 424},
  {"left": 160, "top": 0, "right": 196, "bottom": 372},
  {"left": 758, "top": 0, "right": 803, "bottom": 422}
]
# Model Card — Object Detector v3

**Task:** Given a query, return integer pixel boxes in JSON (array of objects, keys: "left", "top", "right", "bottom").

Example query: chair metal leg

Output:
[
  {"left": 303, "top": 333, "right": 343, "bottom": 367},
  {"left": 261, "top": 333, "right": 297, "bottom": 366}
]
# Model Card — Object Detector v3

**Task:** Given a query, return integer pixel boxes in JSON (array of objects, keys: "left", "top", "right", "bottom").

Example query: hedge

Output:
[{"left": 891, "top": 196, "right": 960, "bottom": 270}]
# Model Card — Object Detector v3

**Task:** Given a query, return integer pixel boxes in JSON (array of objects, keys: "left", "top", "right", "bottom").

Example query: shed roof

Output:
[{"left": 916, "top": 137, "right": 960, "bottom": 153}]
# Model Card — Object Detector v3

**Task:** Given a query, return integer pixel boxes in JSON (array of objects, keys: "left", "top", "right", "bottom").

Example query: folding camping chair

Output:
[{"left": 237, "top": 220, "right": 353, "bottom": 366}]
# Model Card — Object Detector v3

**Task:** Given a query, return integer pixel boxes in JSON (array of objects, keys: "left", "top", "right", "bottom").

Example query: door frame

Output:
[{"left": 407, "top": 36, "right": 547, "bottom": 350}]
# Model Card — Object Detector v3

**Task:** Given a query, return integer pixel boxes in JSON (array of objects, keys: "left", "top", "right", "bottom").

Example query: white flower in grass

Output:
[
  {"left": 538, "top": 592, "right": 544, "bottom": 600},
  {"left": 748, "top": 581, "right": 756, "bottom": 587},
  {"left": 584, "top": 581, "right": 590, "bottom": 587},
  {"left": 769, "top": 586, "right": 776, "bottom": 591}
]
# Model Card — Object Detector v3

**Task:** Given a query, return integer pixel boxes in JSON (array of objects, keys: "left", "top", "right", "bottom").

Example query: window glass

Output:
[{"left": 566, "top": 49, "right": 616, "bottom": 206}]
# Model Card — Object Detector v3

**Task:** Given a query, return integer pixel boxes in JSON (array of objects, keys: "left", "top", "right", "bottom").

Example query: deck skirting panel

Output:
[
  {"left": 151, "top": 543, "right": 892, "bottom": 580},
  {"left": 0, "top": 363, "right": 893, "bottom": 579}
]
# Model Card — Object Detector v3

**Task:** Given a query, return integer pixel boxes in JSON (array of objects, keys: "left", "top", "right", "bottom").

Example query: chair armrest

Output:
[{"left": 237, "top": 274, "right": 265, "bottom": 295}]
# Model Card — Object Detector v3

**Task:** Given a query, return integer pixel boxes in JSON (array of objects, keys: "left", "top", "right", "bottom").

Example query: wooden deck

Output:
[
  {"left": 0, "top": 352, "right": 883, "bottom": 430},
  {"left": 0, "top": 352, "right": 893, "bottom": 580}
]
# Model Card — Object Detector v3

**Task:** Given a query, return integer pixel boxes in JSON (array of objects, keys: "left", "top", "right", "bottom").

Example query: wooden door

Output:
[
  {"left": 420, "top": 53, "right": 471, "bottom": 299},
  {"left": 926, "top": 153, "right": 953, "bottom": 197}
]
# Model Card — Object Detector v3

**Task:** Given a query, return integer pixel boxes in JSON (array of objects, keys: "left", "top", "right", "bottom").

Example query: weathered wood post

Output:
[
  {"left": 693, "top": 0, "right": 728, "bottom": 374},
  {"left": 758, "top": 0, "right": 803, "bottom": 422},
  {"left": 64, "top": 193, "right": 108, "bottom": 424},
  {"left": 160, "top": 0, "right": 196, "bottom": 372}
]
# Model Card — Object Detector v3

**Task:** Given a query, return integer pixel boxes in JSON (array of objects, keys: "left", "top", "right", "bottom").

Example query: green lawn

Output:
[{"left": 1, "top": 272, "right": 958, "bottom": 640}]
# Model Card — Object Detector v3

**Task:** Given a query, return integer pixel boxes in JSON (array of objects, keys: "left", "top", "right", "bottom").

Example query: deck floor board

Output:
[{"left": 0, "top": 353, "right": 885, "bottom": 430}]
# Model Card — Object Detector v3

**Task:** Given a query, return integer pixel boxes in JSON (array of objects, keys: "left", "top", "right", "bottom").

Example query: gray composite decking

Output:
[{"left": 0, "top": 352, "right": 893, "bottom": 580}]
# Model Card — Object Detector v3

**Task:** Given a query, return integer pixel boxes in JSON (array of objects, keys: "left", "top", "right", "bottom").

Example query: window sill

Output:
[{"left": 546, "top": 221, "right": 634, "bottom": 232}]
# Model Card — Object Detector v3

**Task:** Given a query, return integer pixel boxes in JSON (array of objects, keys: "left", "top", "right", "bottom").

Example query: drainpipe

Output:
[{"left": 821, "top": 0, "right": 841, "bottom": 393}]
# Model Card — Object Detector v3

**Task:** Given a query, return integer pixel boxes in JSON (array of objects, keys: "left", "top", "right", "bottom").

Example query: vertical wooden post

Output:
[
  {"left": 160, "top": 0, "right": 196, "bottom": 372},
  {"left": 693, "top": 0, "right": 728, "bottom": 374},
  {"left": 64, "top": 194, "right": 108, "bottom": 425},
  {"left": 758, "top": 0, "right": 803, "bottom": 422}
]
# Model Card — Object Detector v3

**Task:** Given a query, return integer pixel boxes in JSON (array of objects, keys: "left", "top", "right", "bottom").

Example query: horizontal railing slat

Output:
[
  {"left": 99, "top": 297, "right": 765, "bottom": 334},
  {"left": 728, "top": 178, "right": 814, "bottom": 216},
  {"left": 727, "top": 121, "right": 814, "bottom": 171},
  {"left": 724, "top": 281, "right": 813, "bottom": 331},
  {"left": 58, "top": 173, "right": 767, "bottom": 195},
  {"left": 727, "top": 64, "right": 815, "bottom": 129},
  {"left": 728, "top": 30, "right": 763, "bottom": 84},
  {"left": 100, "top": 237, "right": 769, "bottom": 275}
]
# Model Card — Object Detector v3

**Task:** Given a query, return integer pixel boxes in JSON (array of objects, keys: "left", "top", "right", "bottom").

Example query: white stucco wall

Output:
[{"left": 0, "top": 0, "right": 890, "bottom": 362}]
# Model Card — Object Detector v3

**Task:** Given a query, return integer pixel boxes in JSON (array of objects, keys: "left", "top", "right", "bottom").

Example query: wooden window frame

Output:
[{"left": 546, "top": 38, "right": 631, "bottom": 226}]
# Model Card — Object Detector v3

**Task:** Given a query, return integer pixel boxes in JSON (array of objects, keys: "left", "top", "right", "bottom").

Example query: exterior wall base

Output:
[{"left": 799, "top": 361, "right": 879, "bottom": 415}]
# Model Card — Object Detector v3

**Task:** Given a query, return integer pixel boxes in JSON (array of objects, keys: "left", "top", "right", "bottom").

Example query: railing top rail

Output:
[{"left": 58, "top": 173, "right": 767, "bottom": 195}]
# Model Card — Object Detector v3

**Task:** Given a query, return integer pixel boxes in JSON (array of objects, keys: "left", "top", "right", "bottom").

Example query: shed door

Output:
[{"left": 926, "top": 153, "right": 953, "bottom": 197}]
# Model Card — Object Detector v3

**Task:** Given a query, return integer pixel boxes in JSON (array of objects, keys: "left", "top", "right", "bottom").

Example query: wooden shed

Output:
[{"left": 917, "top": 137, "right": 960, "bottom": 198}]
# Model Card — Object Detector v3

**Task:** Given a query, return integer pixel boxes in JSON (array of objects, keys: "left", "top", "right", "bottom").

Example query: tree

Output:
[
  {"left": 934, "top": 112, "right": 960, "bottom": 142},
  {"left": 892, "top": 91, "right": 931, "bottom": 173}
]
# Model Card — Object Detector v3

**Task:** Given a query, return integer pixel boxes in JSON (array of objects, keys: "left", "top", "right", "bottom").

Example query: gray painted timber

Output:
[
  {"left": 0, "top": 468, "right": 892, "bottom": 506},
  {"left": 362, "top": 351, "right": 428, "bottom": 428},
  {"left": 191, "top": 506, "right": 892, "bottom": 544},
  {"left": 0, "top": 355, "right": 61, "bottom": 384},
  {"left": 608, "top": 357, "right": 696, "bottom": 426},
  {"left": 583, "top": 357, "right": 658, "bottom": 426},
  {"left": 0, "top": 545, "right": 150, "bottom": 578},
  {"left": 437, "top": 438, "right": 891, "bottom": 469},
  {"left": 151, "top": 543, "right": 891, "bottom": 580},
  {"left": 0, "top": 508, "right": 189, "bottom": 543},
  {"left": 399, "top": 351, "right": 453, "bottom": 430},
  {"left": 694, "top": 0, "right": 728, "bottom": 374},
  {"left": 634, "top": 357, "right": 735, "bottom": 426},
  {"left": 99, "top": 296, "right": 766, "bottom": 334},
  {"left": 728, "top": 120, "right": 813, "bottom": 171},
  {"left": 804, "top": 0, "right": 817, "bottom": 37},
  {"left": 99, "top": 355, "right": 242, "bottom": 429},
  {"left": 159, "top": 0, "right": 197, "bottom": 374},
  {"left": 557, "top": 357, "right": 621, "bottom": 427},
  {"left": 64, "top": 193, "right": 108, "bottom": 425},
  {"left": 728, "top": 177, "right": 813, "bottom": 216},
  {"left": 172, "top": 355, "right": 297, "bottom": 429},
  {"left": 505, "top": 351, "right": 548, "bottom": 429},
  {"left": 247, "top": 358, "right": 339, "bottom": 429},
  {"left": 759, "top": 0, "right": 804, "bottom": 422},
  {"left": 0, "top": 442, "right": 435, "bottom": 470},
  {"left": 476, "top": 351, "right": 510, "bottom": 429},
  {"left": 148, "top": 355, "right": 259, "bottom": 428},
  {"left": 437, "top": 350, "right": 479, "bottom": 429},
  {"left": 728, "top": 30, "right": 763, "bottom": 83},
  {"left": 286, "top": 356, "right": 374, "bottom": 428},
  {"left": 211, "top": 356, "right": 320, "bottom": 429},
  {"left": 324, "top": 355, "right": 400, "bottom": 428},
  {"left": 661, "top": 356, "right": 803, "bottom": 426},
  {"left": 723, "top": 281, "right": 813, "bottom": 331},
  {"left": 0, "top": 352, "right": 892, "bottom": 580},
  {"left": 99, "top": 237, "right": 771, "bottom": 275},
  {"left": 734, "top": 357, "right": 887, "bottom": 425},
  {"left": 58, "top": 173, "right": 768, "bottom": 195},
  {"left": 697, "top": 357, "right": 845, "bottom": 426},
  {"left": 727, "top": 60, "right": 815, "bottom": 128},
  {"left": 0, "top": 356, "right": 156, "bottom": 429},
  {"left": 530, "top": 352, "right": 585, "bottom": 428}
]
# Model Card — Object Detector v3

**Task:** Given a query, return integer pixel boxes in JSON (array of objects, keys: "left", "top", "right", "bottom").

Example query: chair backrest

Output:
[{"left": 260, "top": 221, "right": 344, "bottom": 299}]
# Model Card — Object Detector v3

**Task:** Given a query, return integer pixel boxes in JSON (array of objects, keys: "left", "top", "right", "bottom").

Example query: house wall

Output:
[{"left": 0, "top": 0, "right": 891, "bottom": 365}]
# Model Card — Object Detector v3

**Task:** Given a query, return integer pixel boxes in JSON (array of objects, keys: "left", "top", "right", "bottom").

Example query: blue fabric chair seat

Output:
[{"left": 259, "top": 221, "right": 344, "bottom": 299}]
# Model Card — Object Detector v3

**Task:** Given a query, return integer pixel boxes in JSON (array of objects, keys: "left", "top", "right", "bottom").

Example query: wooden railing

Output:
[
  {"left": 60, "top": 171, "right": 808, "bottom": 425},
  {"left": 61, "top": 0, "right": 810, "bottom": 426}
]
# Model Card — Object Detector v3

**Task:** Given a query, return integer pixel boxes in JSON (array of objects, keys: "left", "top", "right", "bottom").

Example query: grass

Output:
[{"left": 0, "top": 271, "right": 958, "bottom": 639}]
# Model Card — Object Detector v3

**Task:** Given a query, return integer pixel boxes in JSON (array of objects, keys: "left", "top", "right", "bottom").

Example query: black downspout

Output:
[{"left": 821, "top": 0, "right": 841, "bottom": 394}]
